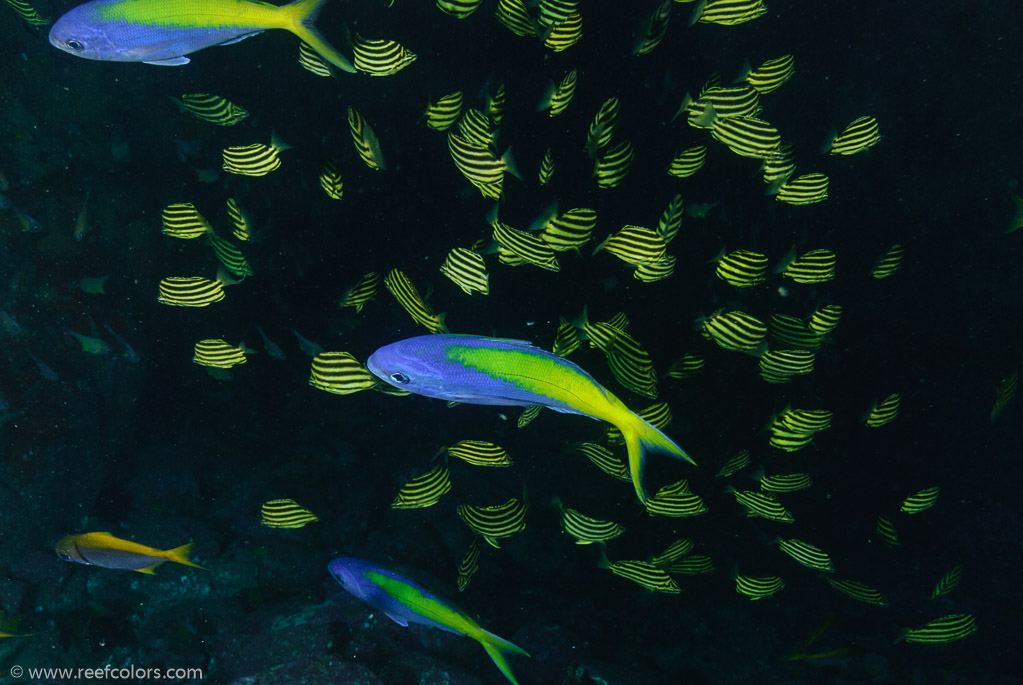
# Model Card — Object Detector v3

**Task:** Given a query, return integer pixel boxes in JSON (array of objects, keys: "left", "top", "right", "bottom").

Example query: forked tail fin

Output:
[
  {"left": 623, "top": 417, "right": 695, "bottom": 502},
  {"left": 285, "top": 0, "right": 356, "bottom": 73},
  {"left": 477, "top": 628, "right": 529, "bottom": 685}
]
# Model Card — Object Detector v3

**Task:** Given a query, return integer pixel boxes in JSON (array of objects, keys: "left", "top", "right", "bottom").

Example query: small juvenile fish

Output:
[
  {"left": 173, "top": 93, "right": 249, "bottom": 126},
  {"left": 667, "top": 145, "right": 707, "bottom": 178},
  {"left": 457, "top": 497, "right": 528, "bottom": 548},
  {"left": 775, "top": 173, "right": 829, "bottom": 205},
  {"left": 193, "top": 339, "right": 249, "bottom": 368},
  {"left": 594, "top": 225, "right": 667, "bottom": 266},
  {"left": 456, "top": 536, "right": 481, "bottom": 591},
  {"left": 701, "top": 309, "right": 768, "bottom": 352},
  {"left": 447, "top": 440, "right": 512, "bottom": 467},
  {"left": 161, "top": 203, "right": 211, "bottom": 239},
  {"left": 735, "top": 574, "right": 784, "bottom": 600},
  {"left": 573, "top": 442, "right": 630, "bottom": 482},
  {"left": 931, "top": 565, "right": 963, "bottom": 599},
  {"left": 872, "top": 243, "right": 904, "bottom": 279},
  {"left": 650, "top": 538, "right": 694, "bottom": 567},
  {"left": 780, "top": 248, "right": 837, "bottom": 283},
  {"left": 425, "top": 91, "right": 463, "bottom": 131},
  {"left": 260, "top": 498, "right": 319, "bottom": 528},
  {"left": 383, "top": 269, "right": 448, "bottom": 333},
  {"left": 715, "top": 448, "right": 750, "bottom": 477},
  {"left": 543, "top": 12, "right": 582, "bottom": 52},
  {"left": 257, "top": 326, "right": 287, "bottom": 360},
  {"left": 657, "top": 194, "right": 685, "bottom": 244},
  {"left": 338, "top": 272, "right": 380, "bottom": 313},
  {"left": 157, "top": 275, "right": 227, "bottom": 307},
  {"left": 826, "top": 578, "right": 888, "bottom": 606},
  {"left": 898, "top": 614, "right": 976, "bottom": 644},
  {"left": 222, "top": 133, "right": 291, "bottom": 177},
  {"left": 208, "top": 232, "right": 253, "bottom": 278},
  {"left": 776, "top": 537, "right": 835, "bottom": 572},
  {"left": 745, "top": 54, "right": 795, "bottom": 94},
  {"left": 599, "top": 556, "right": 680, "bottom": 593},
  {"left": 391, "top": 464, "right": 452, "bottom": 509},
  {"left": 55, "top": 532, "right": 204, "bottom": 574},
  {"left": 900, "top": 486, "right": 939, "bottom": 514},
  {"left": 715, "top": 249, "right": 768, "bottom": 287},
  {"left": 65, "top": 329, "right": 111, "bottom": 355},
  {"left": 308, "top": 351, "right": 376, "bottom": 395},
  {"left": 538, "top": 147, "right": 555, "bottom": 185},
  {"left": 826, "top": 116, "right": 881, "bottom": 156},
  {"left": 876, "top": 514, "right": 900, "bottom": 548},
  {"left": 537, "top": 69, "right": 577, "bottom": 117},
  {"left": 319, "top": 158, "right": 343, "bottom": 200},
  {"left": 553, "top": 497, "right": 625, "bottom": 545},
  {"left": 865, "top": 393, "right": 900, "bottom": 427},
  {"left": 348, "top": 107, "right": 386, "bottom": 171},
  {"left": 329, "top": 557, "right": 529, "bottom": 684},
  {"left": 594, "top": 139, "right": 634, "bottom": 188},
  {"left": 440, "top": 247, "right": 489, "bottom": 295},
  {"left": 351, "top": 33, "right": 416, "bottom": 76}
]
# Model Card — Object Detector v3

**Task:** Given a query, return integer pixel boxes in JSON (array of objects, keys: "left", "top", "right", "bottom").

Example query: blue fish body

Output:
[
  {"left": 48, "top": 0, "right": 355, "bottom": 70},
  {"left": 328, "top": 557, "right": 529, "bottom": 684},
  {"left": 367, "top": 334, "right": 587, "bottom": 413}
]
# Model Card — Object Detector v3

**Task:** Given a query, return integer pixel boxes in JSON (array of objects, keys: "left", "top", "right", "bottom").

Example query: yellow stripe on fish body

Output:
[
  {"left": 865, "top": 393, "right": 900, "bottom": 427},
  {"left": 605, "top": 330, "right": 658, "bottom": 398},
  {"left": 446, "top": 440, "right": 512, "bottom": 466},
  {"left": 594, "top": 139, "right": 634, "bottom": 188},
  {"left": 495, "top": 0, "right": 537, "bottom": 37},
  {"left": 650, "top": 538, "right": 694, "bottom": 566},
  {"left": 542, "top": 208, "right": 596, "bottom": 251},
  {"left": 456, "top": 536, "right": 481, "bottom": 591},
  {"left": 762, "top": 143, "right": 796, "bottom": 185},
  {"left": 391, "top": 464, "right": 452, "bottom": 508},
  {"left": 777, "top": 537, "right": 835, "bottom": 572},
  {"left": 538, "top": 69, "right": 577, "bottom": 117},
  {"left": 222, "top": 133, "right": 290, "bottom": 176},
  {"left": 161, "top": 203, "right": 211, "bottom": 239},
  {"left": 458, "top": 109, "right": 497, "bottom": 150},
  {"left": 492, "top": 221, "right": 560, "bottom": 271},
  {"left": 586, "top": 97, "right": 620, "bottom": 153},
  {"left": 174, "top": 93, "right": 249, "bottom": 125},
  {"left": 193, "top": 339, "right": 249, "bottom": 368},
  {"left": 298, "top": 41, "right": 333, "bottom": 76},
  {"left": 691, "top": 0, "right": 768, "bottom": 26},
  {"left": 319, "top": 158, "right": 343, "bottom": 200},
  {"left": 634, "top": 256, "right": 676, "bottom": 283},
  {"left": 758, "top": 350, "right": 815, "bottom": 383},
  {"left": 573, "top": 443, "right": 630, "bottom": 481},
  {"left": 552, "top": 317, "right": 581, "bottom": 357},
  {"left": 348, "top": 107, "right": 386, "bottom": 170},
  {"left": 900, "top": 486, "right": 939, "bottom": 514},
  {"left": 437, "top": 0, "right": 484, "bottom": 19},
  {"left": 517, "top": 404, "right": 543, "bottom": 427},
  {"left": 668, "top": 555, "right": 715, "bottom": 575},
  {"left": 338, "top": 271, "right": 380, "bottom": 313},
  {"left": 931, "top": 565, "right": 963, "bottom": 599},
  {"left": 827, "top": 116, "right": 881, "bottom": 155},
  {"left": 657, "top": 194, "right": 684, "bottom": 243},
  {"left": 665, "top": 352, "right": 705, "bottom": 380},
  {"left": 554, "top": 498, "right": 625, "bottom": 544},
  {"left": 715, "top": 249, "right": 768, "bottom": 287},
  {"left": 633, "top": 0, "right": 672, "bottom": 55},
  {"left": 208, "top": 232, "right": 253, "bottom": 277},
  {"left": 351, "top": 33, "right": 416, "bottom": 75},
  {"left": 735, "top": 574, "right": 784, "bottom": 600},
  {"left": 543, "top": 12, "right": 582, "bottom": 52},
  {"left": 309, "top": 351, "right": 377, "bottom": 395},
  {"left": 701, "top": 309, "right": 768, "bottom": 351},
  {"left": 687, "top": 85, "right": 761, "bottom": 128},
  {"left": 7, "top": 0, "right": 48, "bottom": 24},
  {"left": 775, "top": 173, "right": 829, "bottom": 205},
  {"left": 756, "top": 471, "right": 813, "bottom": 493},
  {"left": 746, "top": 54, "right": 795, "bottom": 94},
  {"left": 157, "top": 276, "right": 225, "bottom": 307},
  {"left": 448, "top": 134, "right": 516, "bottom": 199},
  {"left": 826, "top": 577, "right": 888, "bottom": 606},
  {"left": 900, "top": 614, "right": 976, "bottom": 644},
  {"left": 715, "top": 448, "right": 751, "bottom": 477},
  {"left": 594, "top": 225, "right": 667, "bottom": 265},
  {"left": 600, "top": 557, "right": 680, "bottom": 593},
  {"left": 872, "top": 243, "right": 904, "bottom": 279},
  {"left": 456, "top": 497, "right": 528, "bottom": 548},
  {"left": 730, "top": 488, "right": 794, "bottom": 522},
  {"left": 260, "top": 498, "right": 319, "bottom": 528},
  {"left": 225, "top": 198, "right": 253, "bottom": 242},
  {"left": 707, "top": 115, "right": 781, "bottom": 159},
  {"left": 643, "top": 491, "right": 707, "bottom": 517},
  {"left": 384, "top": 269, "right": 448, "bottom": 333},
  {"left": 485, "top": 82, "right": 506, "bottom": 128},
  {"left": 808, "top": 305, "right": 842, "bottom": 334},
  {"left": 769, "top": 313, "right": 824, "bottom": 349},
  {"left": 876, "top": 514, "right": 900, "bottom": 548},
  {"left": 538, "top": 147, "right": 556, "bottom": 185},
  {"left": 538, "top": 0, "right": 577, "bottom": 25},
  {"left": 667, "top": 145, "right": 707, "bottom": 178},
  {"left": 425, "top": 91, "right": 464, "bottom": 131},
  {"left": 781, "top": 249, "right": 837, "bottom": 284},
  {"left": 440, "top": 247, "right": 489, "bottom": 295}
]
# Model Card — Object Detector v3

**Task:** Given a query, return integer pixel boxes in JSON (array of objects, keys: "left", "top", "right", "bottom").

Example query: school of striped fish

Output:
[{"left": 4, "top": 0, "right": 1008, "bottom": 676}]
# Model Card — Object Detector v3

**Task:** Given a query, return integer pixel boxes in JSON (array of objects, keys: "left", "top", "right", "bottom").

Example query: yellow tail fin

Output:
[
  {"left": 283, "top": 0, "right": 355, "bottom": 73},
  {"left": 623, "top": 416, "right": 695, "bottom": 502},
  {"left": 477, "top": 628, "right": 529, "bottom": 685},
  {"left": 165, "top": 543, "right": 206, "bottom": 570}
]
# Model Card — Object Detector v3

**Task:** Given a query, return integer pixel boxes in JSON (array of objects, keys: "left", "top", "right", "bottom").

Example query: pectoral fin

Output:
[
  {"left": 383, "top": 611, "right": 409, "bottom": 627},
  {"left": 144, "top": 56, "right": 190, "bottom": 66}
]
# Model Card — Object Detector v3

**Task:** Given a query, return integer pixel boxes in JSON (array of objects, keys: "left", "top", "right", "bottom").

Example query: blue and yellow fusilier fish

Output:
[
  {"left": 368, "top": 334, "right": 695, "bottom": 501},
  {"left": 48, "top": 0, "right": 355, "bottom": 71},
  {"left": 328, "top": 556, "right": 529, "bottom": 685}
]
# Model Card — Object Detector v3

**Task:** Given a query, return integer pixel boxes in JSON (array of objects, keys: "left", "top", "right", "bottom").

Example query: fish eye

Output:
[
  {"left": 65, "top": 39, "right": 84, "bottom": 51},
  {"left": 390, "top": 372, "right": 410, "bottom": 385},
  {"left": 58, "top": 552, "right": 72, "bottom": 560}
]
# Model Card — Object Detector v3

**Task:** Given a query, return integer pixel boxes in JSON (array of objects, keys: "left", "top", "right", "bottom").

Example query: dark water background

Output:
[{"left": 1, "top": 0, "right": 1022, "bottom": 683}]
